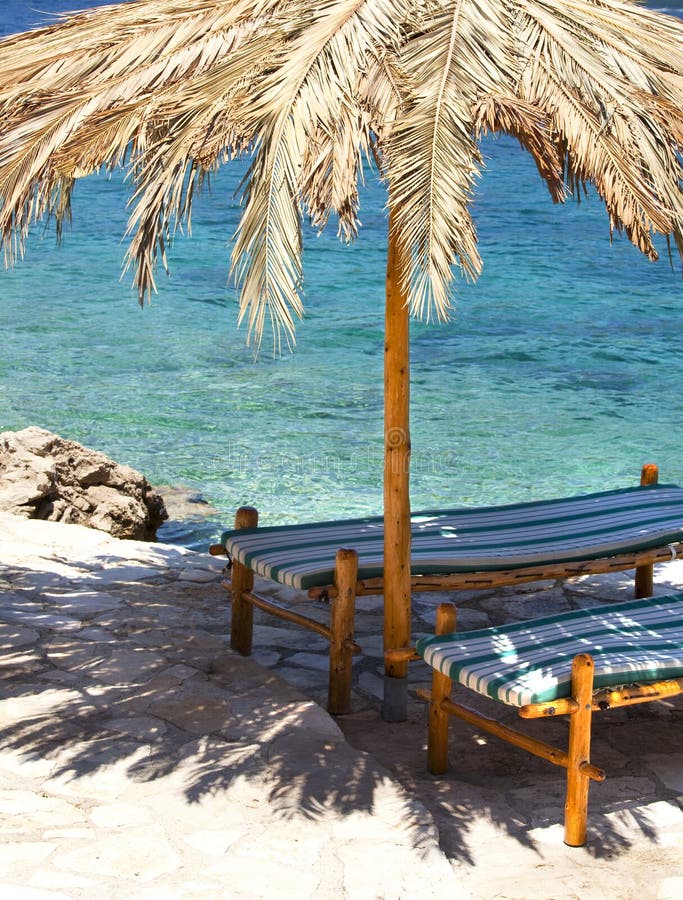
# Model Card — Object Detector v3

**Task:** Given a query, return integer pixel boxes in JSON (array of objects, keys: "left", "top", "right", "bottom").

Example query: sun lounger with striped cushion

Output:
[
  {"left": 212, "top": 465, "right": 683, "bottom": 714},
  {"left": 410, "top": 594, "right": 683, "bottom": 846}
]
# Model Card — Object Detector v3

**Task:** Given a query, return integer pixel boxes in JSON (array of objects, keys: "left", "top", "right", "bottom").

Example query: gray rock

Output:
[{"left": 0, "top": 427, "right": 167, "bottom": 539}]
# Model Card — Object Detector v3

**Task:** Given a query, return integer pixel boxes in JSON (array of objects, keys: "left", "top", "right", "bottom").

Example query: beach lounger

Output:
[
  {"left": 405, "top": 594, "right": 683, "bottom": 846},
  {"left": 211, "top": 465, "right": 683, "bottom": 714}
]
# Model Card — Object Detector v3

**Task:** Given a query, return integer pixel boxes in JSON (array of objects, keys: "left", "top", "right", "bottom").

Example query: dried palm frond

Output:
[
  {"left": 0, "top": 0, "right": 681, "bottom": 348},
  {"left": 0, "top": 0, "right": 278, "bottom": 283},
  {"left": 513, "top": 0, "right": 683, "bottom": 259},
  {"left": 230, "top": 0, "right": 412, "bottom": 349}
]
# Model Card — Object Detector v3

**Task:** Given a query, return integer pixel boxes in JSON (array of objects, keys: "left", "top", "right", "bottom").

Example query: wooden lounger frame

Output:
[
  {"left": 212, "top": 464, "right": 682, "bottom": 716},
  {"left": 224, "top": 506, "right": 362, "bottom": 714},
  {"left": 404, "top": 602, "right": 683, "bottom": 847}
]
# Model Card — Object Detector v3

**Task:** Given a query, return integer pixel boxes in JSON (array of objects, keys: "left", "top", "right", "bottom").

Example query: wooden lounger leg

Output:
[
  {"left": 564, "top": 653, "right": 595, "bottom": 847},
  {"left": 230, "top": 506, "right": 259, "bottom": 656},
  {"left": 428, "top": 603, "right": 457, "bottom": 775},
  {"left": 635, "top": 463, "right": 659, "bottom": 598},
  {"left": 328, "top": 548, "right": 358, "bottom": 715}
]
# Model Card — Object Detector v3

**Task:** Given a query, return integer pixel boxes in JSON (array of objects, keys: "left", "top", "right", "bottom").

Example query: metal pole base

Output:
[{"left": 382, "top": 674, "right": 408, "bottom": 722}]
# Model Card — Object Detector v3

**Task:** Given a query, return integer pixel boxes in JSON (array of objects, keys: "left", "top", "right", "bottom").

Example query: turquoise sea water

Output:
[{"left": 1, "top": 1, "right": 682, "bottom": 549}]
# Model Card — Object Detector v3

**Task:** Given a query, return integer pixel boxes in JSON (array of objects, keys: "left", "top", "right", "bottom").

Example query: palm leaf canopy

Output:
[{"left": 0, "top": 0, "right": 682, "bottom": 348}]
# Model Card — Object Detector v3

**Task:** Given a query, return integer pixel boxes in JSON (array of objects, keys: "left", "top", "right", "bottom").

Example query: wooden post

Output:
[
  {"left": 230, "top": 506, "right": 258, "bottom": 656},
  {"left": 635, "top": 463, "right": 659, "bottom": 598},
  {"left": 382, "top": 204, "right": 412, "bottom": 722},
  {"left": 564, "top": 653, "right": 595, "bottom": 847},
  {"left": 428, "top": 603, "right": 457, "bottom": 775},
  {"left": 328, "top": 548, "right": 358, "bottom": 715}
]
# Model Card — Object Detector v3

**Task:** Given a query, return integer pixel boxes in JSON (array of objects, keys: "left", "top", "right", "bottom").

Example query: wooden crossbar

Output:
[
  {"left": 415, "top": 687, "right": 605, "bottom": 781},
  {"left": 224, "top": 582, "right": 333, "bottom": 642},
  {"left": 520, "top": 677, "right": 683, "bottom": 718},
  {"left": 307, "top": 541, "right": 682, "bottom": 601},
  {"left": 592, "top": 677, "right": 683, "bottom": 710},
  {"left": 224, "top": 583, "right": 361, "bottom": 651}
]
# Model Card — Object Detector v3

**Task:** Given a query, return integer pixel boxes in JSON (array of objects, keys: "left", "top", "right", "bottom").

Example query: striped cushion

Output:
[
  {"left": 220, "top": 484, "right": 683, "bottom": 590},
  {"left": 416, "top": 594, "right": 683, "bottom": 706}
]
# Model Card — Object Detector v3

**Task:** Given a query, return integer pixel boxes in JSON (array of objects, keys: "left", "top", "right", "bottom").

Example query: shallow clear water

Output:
[{"left": 2, "top": 1, "right": 682, "bottom": 549}]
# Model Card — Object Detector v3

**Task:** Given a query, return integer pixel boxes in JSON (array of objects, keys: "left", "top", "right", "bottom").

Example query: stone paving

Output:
[
  {"left": 2, "top": 509, "right": 683, "bottom": 898},
  {"left": 0, "top": 512, "right": 459, "bottom": 899}
]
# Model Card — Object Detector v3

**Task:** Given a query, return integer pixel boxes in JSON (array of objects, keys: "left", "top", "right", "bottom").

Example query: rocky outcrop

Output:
[{"left": 0, "top": 427, "right": 167, "bottom": 540}]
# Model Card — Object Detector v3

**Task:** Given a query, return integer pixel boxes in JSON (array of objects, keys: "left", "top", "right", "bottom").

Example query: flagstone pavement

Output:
[{"left": 1, "top": 509, "right": 683, "bottom": 899}]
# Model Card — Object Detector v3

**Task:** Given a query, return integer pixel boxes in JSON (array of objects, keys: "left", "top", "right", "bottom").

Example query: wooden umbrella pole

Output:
[{"left": 382, "top": 205, "right": 412, "bottom": 722}]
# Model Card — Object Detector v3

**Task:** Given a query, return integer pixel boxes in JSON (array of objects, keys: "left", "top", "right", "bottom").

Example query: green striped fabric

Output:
[
  {"left": 416, "top": 594, "right": 683, "bottom": 706},
  {"left": 220, "top": 484, "right": 683, "bottom": 590}
]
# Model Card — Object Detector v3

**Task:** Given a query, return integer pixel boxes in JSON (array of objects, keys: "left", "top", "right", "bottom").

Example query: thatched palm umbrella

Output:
[{"left": 1, "top": 0, "right": 682, "bottom": 716}]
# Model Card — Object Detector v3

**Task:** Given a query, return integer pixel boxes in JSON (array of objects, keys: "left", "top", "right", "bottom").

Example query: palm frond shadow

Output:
[
  {"left": 340, "top": 689, "right": 683, "bottom": 866},
  {"left": 3, "top": 557, "right": 683, "bottom": 860},
  {"left": 0, "top": 562, "right": 429, "bottom": 842}
]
